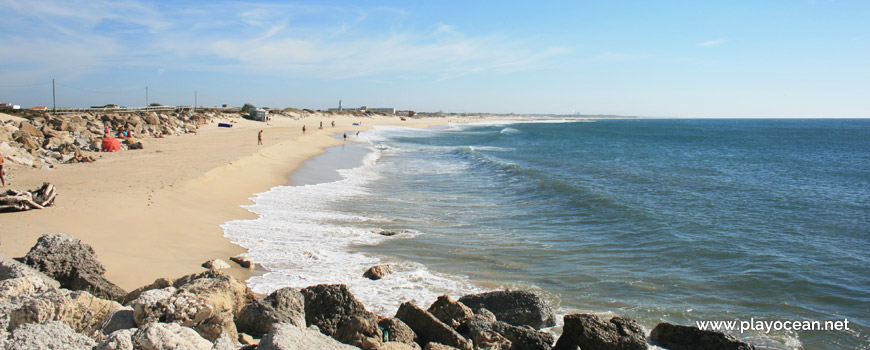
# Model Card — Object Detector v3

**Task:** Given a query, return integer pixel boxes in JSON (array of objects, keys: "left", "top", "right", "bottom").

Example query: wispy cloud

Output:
[
  {"left": 0, "top": 0, "right": 569, "bottom": 82},
  {"left": 698, "top": 38, "right": 727, "bottom": 47}
]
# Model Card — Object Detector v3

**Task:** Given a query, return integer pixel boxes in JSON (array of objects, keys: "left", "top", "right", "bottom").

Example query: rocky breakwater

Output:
[
  {"left": 0, "top": 110, "right": 230, "bottom": 169},
  {"left": 1, "top": 233, "right": 756, "bottom": 349}
]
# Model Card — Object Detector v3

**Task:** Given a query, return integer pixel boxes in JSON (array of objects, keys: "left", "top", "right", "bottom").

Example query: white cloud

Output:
[
  {"left": 698, "top": 38, "right": 727, "bottom": 47},
  {"left": 0, "top": 0, "right": 569, "bottom": 82}
]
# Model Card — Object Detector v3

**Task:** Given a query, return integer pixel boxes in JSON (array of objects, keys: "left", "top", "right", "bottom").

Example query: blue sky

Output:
[{"left": 1, "top": 0, "right": 868, "bottom": 117}]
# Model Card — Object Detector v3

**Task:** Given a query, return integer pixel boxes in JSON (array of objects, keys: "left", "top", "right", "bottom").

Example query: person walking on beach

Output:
[
  {"left": 302, "top": 125, "right": 306, "bottom": 134},
  {"left": 319, "top": 121, "right": 323, "bottom": 129},
  {"left": 258, "top": 130, "right": 263, "bottom": 145},
  {"left": 331, "top": 121, "right": 335, "bottom": 127},
  {"left": 343, "top": 132, "right": 347, "bottom": 140},
  {"left": 0, "top": 153, "right": 6, "bottom": 187}
]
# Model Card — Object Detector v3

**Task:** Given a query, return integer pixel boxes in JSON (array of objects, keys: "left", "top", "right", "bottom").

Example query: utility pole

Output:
[{"left": 52, "top": 79, "right": 56, "bottom": 115}]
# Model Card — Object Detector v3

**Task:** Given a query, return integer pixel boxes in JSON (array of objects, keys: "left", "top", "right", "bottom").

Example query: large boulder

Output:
[
  {"left": 132, "top": 322, "right": 213, "bottom": 350},
  {"left": 428, "top": 295, "right": 474, "bottom": 330},
  {"left": 300, "top": 284, "right": 368, "bottom": 336},
  {"left": 236, "top": 287, "right": 306, "bottom": 337},
  {"left": 553, "top": 314, "right": 647, "bottom": 350},
  {"left": 458, "top": 290, "right": 556, "bottom": 330},
  {"left": 334, "top": 313, "right": 385, "bottom": 349},
  {"left": 18, "top": 121, "right": 44, "bottom": 138},
  {"left": 0, "top": 252, "right": 60, "bottom": 289},
  {"left": 6, "top": 320, "right": 97, "bottom": 350},
  {"left": 395, "top": 302, "right": 472, "bottom": 350},
  {"left": 490, "top": 321, "right": 554, "bottom": 350},
  {"left": 130, "top": 286, "right": 238, "bottom": 342},
  {"left": 379, "top": 317, "right": 418, "bottom": 344},
  {"left": 258, "top": 323, "right": 358, "bottom": 350},
  {"left": 6, "top": 288, "right": 123, "bottom": 338},
  {"left": 23, "top": 233, "right": 127, "bottom": 302},
  {"left": 649, "top": 322, "right": 755, "bottom": 350}
]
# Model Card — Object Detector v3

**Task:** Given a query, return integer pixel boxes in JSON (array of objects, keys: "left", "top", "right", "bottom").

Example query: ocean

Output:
[{"left": 222, "top": 118, "right": 869, "bottom": 349}]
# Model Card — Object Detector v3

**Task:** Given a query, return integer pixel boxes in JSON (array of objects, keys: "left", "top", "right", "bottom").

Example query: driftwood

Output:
[{"left": 0, "top": 182, "right": 57, "bottom": 212}]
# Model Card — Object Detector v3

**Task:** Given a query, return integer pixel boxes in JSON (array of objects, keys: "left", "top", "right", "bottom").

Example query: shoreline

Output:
[{"left": 0, "top": 112, "right": 451, "bottom": 291}]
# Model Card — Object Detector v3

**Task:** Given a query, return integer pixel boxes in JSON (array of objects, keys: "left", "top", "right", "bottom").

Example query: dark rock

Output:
[
  {"left": 23, "top": 233, "right": 127, "bottom": 302},
  {"left": 300, "top": 284, "right": 368, "bottom": 336},
  {"left": 464, "top": 314, "right": 511, "bottom": 350},
  {"left": 395, "top": 302, "right": 472, "bottom": 350},
  {"left": 363, "top": 264, "right": 394, "bottom": 280},
  {"left": 334, "top": 313, "right": 384, "bottom": 349},
  {"left": 428, "top": 295, "right": 474, "bottom": 330},
  {"left": 490, "top": 321, "right": 554, "bottom": 350},
  {"left": 379, "top": 317, "right": 418, "bottom": 344},
  {"left": 101, "top": 306, "right": 137, "bottom": 335},
  {"left": 236, "top": 287, "right": 306, "bottom": 337},
  {"left": 553, "top": 314, "right": 647, "bottom": 350},
  {"left": 230, "top": 255, "right": 253, "bottom": 269},
  {"left": 458, "top": 290, "right": 556, "bottom": 329},
  {"left": 649, "top": 322, "right": 754, "bottom": 350}
]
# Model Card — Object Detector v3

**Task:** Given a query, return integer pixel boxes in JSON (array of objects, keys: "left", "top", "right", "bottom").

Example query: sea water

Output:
[{"left": 223, "top": 119, "right": 869, "bottom": 349}]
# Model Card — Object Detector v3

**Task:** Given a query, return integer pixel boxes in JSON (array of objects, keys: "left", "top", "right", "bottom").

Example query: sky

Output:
[{"left": 1, "top": 0, "right": 868, "bottom": 117}]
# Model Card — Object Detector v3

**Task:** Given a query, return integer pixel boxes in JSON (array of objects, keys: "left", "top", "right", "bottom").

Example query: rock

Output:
[
  {"left": 18, "top": 121, "right": 44, "bottom": 138},
  {"left": 145, "top": 114, "right": 160, "bottom": 125},
  {"left": 238, "top": 332, "right": 258, "bottom": 345},
  {"left": 127, "top": 140, "right": 144, "bottom": 150},
  {"left": 379, "top": 317, "right": 418, "bottom": 344},
  {"left": 428, "top": 295, "right": 474, "bottom": 330},
  {"left": 212, "top": 332, "right": 237, "bottom": 350},
  {"left": 0, "top": 252, "right": 60, "bottom": 289},
  {"left": 132, "top": 322, "right": 213, "bottom": 350},
  {"left": 15, "top": 134, "right": 41, "bottom": 151},
  {"left": 122, "top": 277, "right": 172, "bottom": 305},
  {"left": 168, "top": 269, "right": 253, "bottom": 317},
  {"left": 334, "top": 313, "right": 384, "bottom": 349},
  {"left": 102, "top": 306, "right": 137, "bottom": 335},
  {"left": 197, "top": 311, "right": 238, "bottom": 344},
  {"left": 489, "top": 321, "right": 554, "bottom": 350},
  {"left": 97, "top": 329, "right": 135, "bottom": 350},
  {"left": 23, "top": 233, "right": 127, "bottom": 302},
  {"left": 230, "top": 255, "right": 253, "bottom": 269},
  {"left": 395, "top": 302, "right": 472, "bottom": 350},
  {"left": 258, "top": 322, "right": 358, "bottom": 350},
  {"left": 425, "top": 343, "right": 461, "bottom": 350},
  {"left": 553, "top": 314, "right": 647, "bottom": 350},
  {"left": 381, "top": 342, "right": 423, "bottom": 350},
  {"left": 6, "top": 320, "right": 97, "bottom": 350},
  {"left": 202, "top": 258, "right": 232, "bottom": 270},
  {"left": 649, "top": 322, "right": 754, "bottom": 350},
  {"left": 236, "top": 286, "right": 306, "bottom": 337},
  {"left": 6, "top": 288, "right": 123, "bottom": 338},
  {"left": 131, "top": 286, "right": 178, "bottom": 325},
  {"left": 458, "top": 290, "right": 556, "bottom": 329},
  {"left": 363, "top": 264, "right": 394, "bottom": 280},
  {"left": 300, "top": 284, "right": 369, "bottom": 336}
]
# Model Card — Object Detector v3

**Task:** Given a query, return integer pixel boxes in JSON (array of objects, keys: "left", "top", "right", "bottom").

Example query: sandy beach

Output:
[{"left": 0, "top": 113, "right": 450, "bottom": 291}]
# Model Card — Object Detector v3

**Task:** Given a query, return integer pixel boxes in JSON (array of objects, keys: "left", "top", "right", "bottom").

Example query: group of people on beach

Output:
[{"left": 258, "top": 120, "right": 357, "bottom": 145}]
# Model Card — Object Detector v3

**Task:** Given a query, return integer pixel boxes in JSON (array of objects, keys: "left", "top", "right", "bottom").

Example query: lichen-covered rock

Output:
[
  {"left": 97, "top": 329, "right": 135, "bottom": 350},
  {"left": 379, "top": 317, "right": 418, "bottom": 344},
  {"left": 258, "top": 322, "right": 358, "bottom": 350},
  {"left": 300, "top": 284, "right": 368, "bottom": 336},
  {"left": 23, "top": 233, "right": 127, "bottom": 302},
  {"left": 458, "top": 290, "right": 556, "bottom": 330},
  {"left": 132, "top": 322, "right": 213, "bottom": 350},
  {"left": 649, "top": 322, "right": 754, "bottom": 350},
  {"left": 236, "top": 286, "right": 306, "bottom": 337},
  {"left": 395, "top": 302, "right": 472, "bottom": 350},
  {"left": 553, "top": 314, "right": 647, "bottom": 350},
  {"left": 428, "top": 295, "right": 474, "bottom": 330},
  {"left": 363, "top": 264, "right": 394, "bottom": 280},
  {"left": 6, "top": 320, "right": 97, "bottom": 350},
  {"left": 334, "top": 313, "right": 384, "bottom": 349}
]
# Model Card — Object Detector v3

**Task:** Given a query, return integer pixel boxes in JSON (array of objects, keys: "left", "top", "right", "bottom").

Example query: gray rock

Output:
[
  {"left": 649, "top": 322, "right": 755, "bottom": 350},
  {"left": 334, "top": 313, "right": 384, "bottom": 349},
  {"left": 23, "top": 233, "right": 127, "bottom": 302},
  {"left": 428, "top": 295, "right": 474, "bottom": 330},
  {"left": 464, "top": 313, "right": 512, "bottom": 350},
  {"left": 236, "top": 286, "right": 306, "bottom": 337},
  {"left": 458, "top": 290, "right": 556, "bottom": 329},
  {"left": 5, "top": 287, "right": 123, "bottom": 339},
  {"left": 258, "top": 322, "right": 358, "bottom": 350},
  {"left": 553, "top": 314, "right": 647, "bottom": 350},
  {"left": 132, "top": 322, "right": 213, "bottom": 350},
  {"left": 212, "top": 332, "right": 237, "bottom": 350},
  {"left": 300, "top": 284, "right": 368, "bottom": 336},
  {"left": 379, "top": 317, "right": 418, "bottom": 344},
  {"left": 490, "top": 321, "right": 554, "bottom": 350},
  {"left": 363, "top": 264, "right": 394, "bottom": 280},
  {"left": 97, "top": 329, "right": 135, "bottom": 350},
  {"left": 395, "top": 302, "right": 472, "bottom": 350},
  {"left": 102, "top": 306, "right": 137, "bottom": 335},
  {"left": 0, "top": 252, "right": 61, "bottom": 288},
  {"left": 6, "top": 320, "right": 97, "bottom": 350}
]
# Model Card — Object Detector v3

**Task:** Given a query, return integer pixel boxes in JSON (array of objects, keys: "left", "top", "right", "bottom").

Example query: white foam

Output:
[{"left": 222, "top": 134, "right": 482, "bottom": 316}]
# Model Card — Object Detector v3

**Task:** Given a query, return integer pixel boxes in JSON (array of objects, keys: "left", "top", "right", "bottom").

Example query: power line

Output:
[
  {"left": 0, "top": 82, "right": 52, "bottom": 88},
  {"left": 54, "top": 82, "right": 139, "bottom": 95}
]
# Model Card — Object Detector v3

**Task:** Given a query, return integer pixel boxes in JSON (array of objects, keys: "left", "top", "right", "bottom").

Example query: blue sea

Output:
[{"left": 223, "top": 118, "right": 869, "bottom": 349}]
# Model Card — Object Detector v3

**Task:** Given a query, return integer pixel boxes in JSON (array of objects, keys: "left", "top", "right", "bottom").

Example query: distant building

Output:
[
  {"left": 327, "top": 105, "right": 395, "bottom": 114},
  {"left": 30, "top": 106, "right": 47, "bottom": 110},
  {"left": 249, "top": 107, "right": 267, "bottom": 122},
  {"left": 0, "top": 103, "right": 21, "bottom": 110}
]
